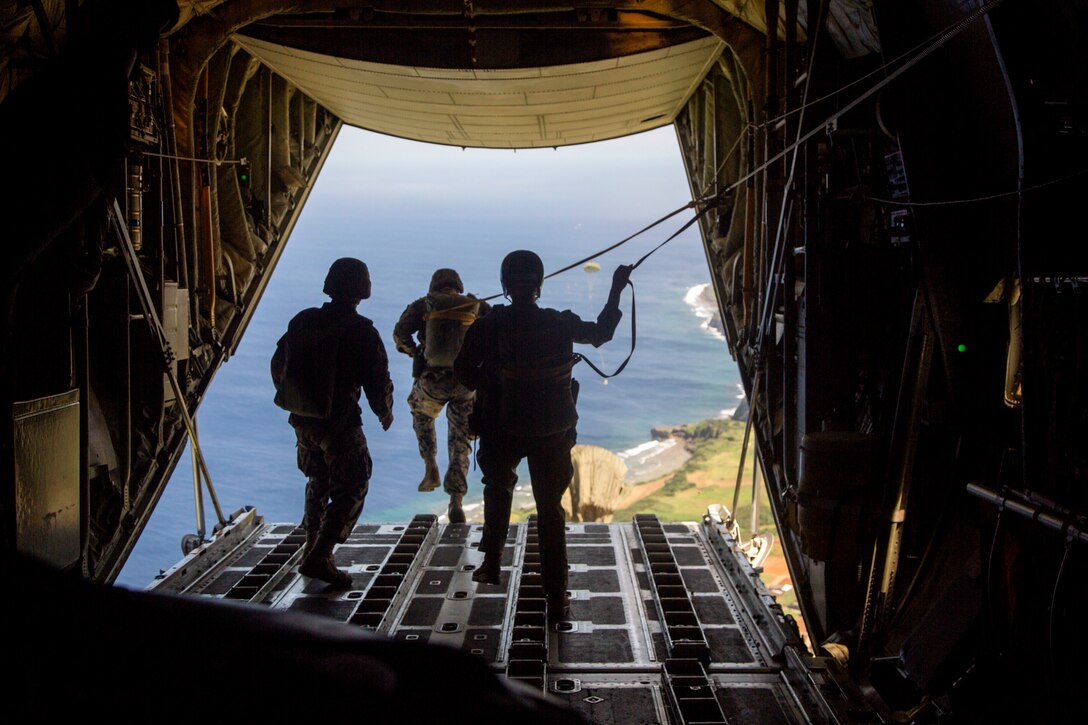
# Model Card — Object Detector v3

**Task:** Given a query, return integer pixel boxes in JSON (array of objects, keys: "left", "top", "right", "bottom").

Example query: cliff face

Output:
[
  {"left": 651, "top": 417, "right": 744, "bottom": 444},
  {"left": 697, "top": 284, "right": 726, "bottom": 338},
  {"left": 563, "top": 444, "right": 630, "bottom": 523}
]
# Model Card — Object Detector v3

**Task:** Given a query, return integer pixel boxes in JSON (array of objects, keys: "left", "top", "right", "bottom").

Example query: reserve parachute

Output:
[{"left": 423, "top": 292, "right": 480, "bottom": 367}]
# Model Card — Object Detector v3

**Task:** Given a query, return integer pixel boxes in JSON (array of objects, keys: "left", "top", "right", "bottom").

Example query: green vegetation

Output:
[{"left": 613, "top": 418, "right": 775, "bottom": 530}]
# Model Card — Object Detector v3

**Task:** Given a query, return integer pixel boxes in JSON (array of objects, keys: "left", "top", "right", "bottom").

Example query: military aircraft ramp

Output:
[{"left": 149, "top": 511, "right": 873, "bottom": 724}]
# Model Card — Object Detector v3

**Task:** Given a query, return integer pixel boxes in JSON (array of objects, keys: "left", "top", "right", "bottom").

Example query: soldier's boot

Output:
[
  {"left": 547, "top": 591, "right": 571, "bottom": 624},
  {"left": 299, "top": 534, "right": 353, "bottom": 589},
  {"left": 418, "top": 457, "right": 441, "bottom": 492},
  {"left": 447, "top": 492, "right": 466, "bottom": 524},
  {"left": 471, "top": 553, "right": 501, "bottom": 585},
  {"left": 301, "top": 528, "right": 318, "bottom": 561}
]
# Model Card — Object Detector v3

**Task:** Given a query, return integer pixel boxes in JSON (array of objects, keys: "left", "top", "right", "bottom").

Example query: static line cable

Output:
[
  {"left": 430, "top": 195, "right": 716, "bottom": 379},
  {"left": 108, "top": 198, "right": 227, "bottom": 528},
  {"left": 544, "top": 197, "right": 711, "bottom": 281},
  {"left": 869, "top": 167, "right": 1088, "bottom": 207},
  {"left": 575, "top": 201, "right": 717, "bottom": 380},
  {"left": 450, "top": 195, "right": 715, "bottom": 311},
  {"left": 718, "top": 0, "right": 1005, "bottom": 206}
]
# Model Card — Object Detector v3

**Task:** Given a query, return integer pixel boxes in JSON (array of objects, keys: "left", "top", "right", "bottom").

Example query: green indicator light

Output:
[
  {"left": 240, "top": 174, "right": 248, "bottom": 181},
  {"left": 957, "top": 344, "right": 967, "bottom": 353}
]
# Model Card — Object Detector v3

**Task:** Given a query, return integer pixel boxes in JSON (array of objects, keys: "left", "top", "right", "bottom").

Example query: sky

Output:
[{"left": 117, "top": 122, "right": 740, "bottom": 588}]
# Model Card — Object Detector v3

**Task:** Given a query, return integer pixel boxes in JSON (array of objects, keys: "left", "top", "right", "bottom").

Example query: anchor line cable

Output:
[
  {"left": 543, "top": 197, "right": 711, "bottom": 282},
  {"left": 759, "top": 0, "right": 1006, "bottom": 133},
  {"left": 431, "top": 195, "right": 714, "bottom": 381},
  {"left": 740, "top": 0, "right": 1002, "bottom": 372},
  {"left": 432, "top": 0, "right": 997, "bottom": 333},
  {"left": 574, "top": 202, "right": 717, "bottom": 380},
  {"left": 459, "top": 195, "right": 713, "bottom": 314},
  {"left": 140, "top": 150, "right": 248, "bottom": 166},
  {"left": 714, "top": 0, "right": 1005, "bottom": 212},
  {"left": 416, "top": 0, "right": 999, "bottom": 380}
]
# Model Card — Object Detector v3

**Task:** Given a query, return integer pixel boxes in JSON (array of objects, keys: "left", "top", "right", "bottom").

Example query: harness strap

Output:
[
  {"left": 423, "top": 309, "right": 478, "bottom": 325},
  {"left": 499, "top": 356, "right": 579, "bottom": 382}
]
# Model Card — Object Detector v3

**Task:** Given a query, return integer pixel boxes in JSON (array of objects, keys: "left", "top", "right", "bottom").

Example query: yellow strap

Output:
[{"left": 423, "top": 309, "right": 477, "bottom": 325}]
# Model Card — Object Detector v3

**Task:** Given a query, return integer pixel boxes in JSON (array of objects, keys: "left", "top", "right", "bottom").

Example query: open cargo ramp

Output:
[{"left": 151, "top": 514, "right": 876, "bottom": 724}]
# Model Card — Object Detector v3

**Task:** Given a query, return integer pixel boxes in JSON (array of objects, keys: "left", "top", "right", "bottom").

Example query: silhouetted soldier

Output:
[
  {"left": 455, "top": 250, "right": 632, "bottom": 620},
  {"left": 393, "top": 268, "right": 490, "bottom": 523},
  {"left": 272, "top": 258, "right": 394, "bottom": 588}
]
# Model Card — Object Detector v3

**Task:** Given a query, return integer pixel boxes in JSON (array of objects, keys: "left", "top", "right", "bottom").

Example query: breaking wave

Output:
[{"left": 685, "top": 283, "right": 725, "bottom": 341}]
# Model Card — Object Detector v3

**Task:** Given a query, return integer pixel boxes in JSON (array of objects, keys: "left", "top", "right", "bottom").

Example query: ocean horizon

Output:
[{"left": 117, "top": 126, "right": 742, "bottom": 589}]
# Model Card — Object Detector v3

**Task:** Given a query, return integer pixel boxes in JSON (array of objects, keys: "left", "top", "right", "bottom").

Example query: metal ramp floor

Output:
[{"left": 150, "top": 512, "right": 871, "bottom": 724}]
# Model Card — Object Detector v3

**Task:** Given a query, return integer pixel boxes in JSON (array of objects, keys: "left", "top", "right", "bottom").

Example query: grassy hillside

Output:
[{"left": 612, "top": 418, "right": 773, "bottom": 528}]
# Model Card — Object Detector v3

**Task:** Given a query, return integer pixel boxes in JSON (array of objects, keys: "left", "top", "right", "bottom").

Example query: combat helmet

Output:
[
  {"left": 323, "top": 257, "right": 371, "bottom": 300},
  {"left": 429, "top": 268, "right": 464, "bottom": 293},
  {"left": 500, "top": 250, "right": 544, "bottom": 297}
]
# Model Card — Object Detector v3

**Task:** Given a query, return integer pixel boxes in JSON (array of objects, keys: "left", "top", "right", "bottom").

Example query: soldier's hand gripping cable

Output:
[
  {"left": 453, "top": 250, "right": 632, "bottom": 622},
  {"left": 393, "top": 269, "right": 491, "bottom": 524},
  {"left": 271, "top": 258, "right": 394, "bottom": 588}
]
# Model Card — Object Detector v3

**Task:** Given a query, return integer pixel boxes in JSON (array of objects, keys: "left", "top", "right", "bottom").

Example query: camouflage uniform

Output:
[
  {"left": 406, "top": 369, "right": 474, "bottom": 495},
  {"left": 455, "top": 300, "right": 622, "bottom": 606},
  {"left": 273, "top": 300, "right": 393, "bottom": 543},
  {"left": 394, "top": 271, "right": 489, "bottom": 497},
  {"left": 295, "top": 422, "right": 372, "bottom": 541}
]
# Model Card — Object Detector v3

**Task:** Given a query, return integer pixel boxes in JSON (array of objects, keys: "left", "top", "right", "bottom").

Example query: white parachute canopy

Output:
[{"left": 562, "top": 444, "right": 630, "bottom": 523}]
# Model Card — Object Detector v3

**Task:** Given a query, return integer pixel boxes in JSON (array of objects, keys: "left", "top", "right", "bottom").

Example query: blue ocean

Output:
[{"left": 117, "top": 126, "right": 741, "bottom": 588}]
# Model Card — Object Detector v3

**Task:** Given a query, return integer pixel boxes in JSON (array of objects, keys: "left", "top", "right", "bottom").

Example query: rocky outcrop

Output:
[{"left": 562, "top": 444, "right": 630, "bottom": 523}]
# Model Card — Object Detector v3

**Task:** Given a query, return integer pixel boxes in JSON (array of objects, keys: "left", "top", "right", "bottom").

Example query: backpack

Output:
[
  {"left": 423, "top": 291, "right": 479, "bottom": 367},
  {"left": 272, "top": 311, "right": 350, "bottom": 418}
]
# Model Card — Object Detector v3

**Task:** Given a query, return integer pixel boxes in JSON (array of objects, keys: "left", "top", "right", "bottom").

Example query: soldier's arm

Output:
[
  {"left": 392, "top": 298, "right": 426, "bottom": 356},
  {"left": 567, "top": 264, "right": 631, "bottom": 347},
  {"left": 359, "top": 323, "right": 395, "bottom": 423},
  {"left": 563, "top": 305, "right": 621, "bottom": 348}
]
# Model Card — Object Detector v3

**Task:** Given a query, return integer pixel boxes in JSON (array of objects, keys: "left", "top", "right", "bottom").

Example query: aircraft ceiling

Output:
[
  {"left": 233, "top": 33, "right": 725, "bottom": 148},
  {"left": 164, "top": 1, "right": 877, "bottom": 149},
  {"left": 3, "top": 2, "right": 879, "bottom": 148}
]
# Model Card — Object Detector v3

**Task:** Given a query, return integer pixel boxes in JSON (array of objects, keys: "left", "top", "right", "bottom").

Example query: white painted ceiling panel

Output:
[{"left": 233, "top": 34, "right": 724, "bottom": 148}]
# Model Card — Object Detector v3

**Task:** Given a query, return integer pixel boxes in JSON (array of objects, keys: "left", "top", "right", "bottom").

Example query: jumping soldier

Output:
[
  {"left": 454, "top": 250, "right": 632, "bottom": 621},
  {"left": 271, "top": 257, "right": 394, "bottom": 588},
  {"left": 393, "top": 268, "right": 490, "bottom": 524}
]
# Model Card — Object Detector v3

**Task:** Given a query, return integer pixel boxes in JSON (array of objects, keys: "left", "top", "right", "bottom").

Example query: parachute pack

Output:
[
  {"left": 272, "top": 313, "right": 351, "bottom": 418},
  {"left": 423, "top": 291, "right": 479, "bottom": 367}
]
